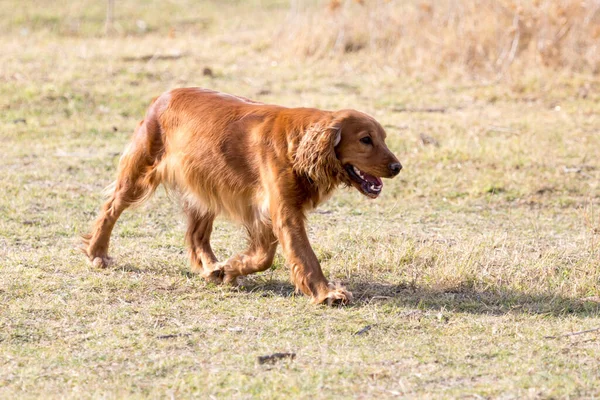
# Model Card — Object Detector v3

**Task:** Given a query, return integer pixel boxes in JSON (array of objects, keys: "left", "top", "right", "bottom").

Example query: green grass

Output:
[{"left": 1, "top": 1, "right": 600, "bottom": 398}]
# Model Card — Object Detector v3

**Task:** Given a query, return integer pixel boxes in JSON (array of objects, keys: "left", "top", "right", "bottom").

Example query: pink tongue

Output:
[{"left": 363, "top": 173, "right": 383, "bottom": 186}]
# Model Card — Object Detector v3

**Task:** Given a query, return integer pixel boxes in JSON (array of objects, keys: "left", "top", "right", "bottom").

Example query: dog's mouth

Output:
[{"left": 345, "top": 164, "right": 383, "bottom": 199}]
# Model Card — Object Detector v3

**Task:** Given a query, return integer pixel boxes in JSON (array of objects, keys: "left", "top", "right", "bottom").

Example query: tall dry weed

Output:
[{"left": 277, "top": 0, "right": 600, "bottom": 77}]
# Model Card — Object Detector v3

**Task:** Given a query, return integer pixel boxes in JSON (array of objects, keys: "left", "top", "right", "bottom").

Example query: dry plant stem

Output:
[
  {"left": 104, "top": 0, "right": 114, "bottom": 35},
  {"left": 545, "top": 327, "right": 600, "bottom": 339}
]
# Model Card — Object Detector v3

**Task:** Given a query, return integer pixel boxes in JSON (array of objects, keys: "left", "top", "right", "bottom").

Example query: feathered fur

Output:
[
  {"left": 294, "top": 121, "right": 347, "bottom": 190},
  {"left": 82, "top": 88, "right": 401, "bottom": 305}
]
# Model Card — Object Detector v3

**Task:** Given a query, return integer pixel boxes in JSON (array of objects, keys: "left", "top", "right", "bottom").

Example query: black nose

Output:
[{"left": 389, "top": 162, "right": 402, "bottom": 176}]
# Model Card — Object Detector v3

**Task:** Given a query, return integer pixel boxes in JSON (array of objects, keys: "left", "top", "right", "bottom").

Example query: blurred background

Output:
[{"left": 4, "top": 0, "right": 600, "bottom": 78}]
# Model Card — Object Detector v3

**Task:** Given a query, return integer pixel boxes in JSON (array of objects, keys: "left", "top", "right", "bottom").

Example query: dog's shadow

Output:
[
  {"left": 237, "top": 277, "right": 600, "bottom": 317},
  {"left": 114, "top": 262, "right": 599, "bottom": 317}
]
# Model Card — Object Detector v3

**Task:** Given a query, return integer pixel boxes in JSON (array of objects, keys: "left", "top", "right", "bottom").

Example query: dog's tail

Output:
[{"left": 105, "top": 94, "right": 170, "bottom": 208}]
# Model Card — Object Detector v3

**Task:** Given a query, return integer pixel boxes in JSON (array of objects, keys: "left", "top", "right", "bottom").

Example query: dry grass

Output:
[
  {"left": 1, "top": 0, "right": 600, "bottom": 398},
  {"left": 280, "top": 0, "right": 600, "bottom": 79}
]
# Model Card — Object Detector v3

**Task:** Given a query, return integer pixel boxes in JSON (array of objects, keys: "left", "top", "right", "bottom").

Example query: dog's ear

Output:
[{"left": 293, "top": 115, "right": 344, "bottom": 187}]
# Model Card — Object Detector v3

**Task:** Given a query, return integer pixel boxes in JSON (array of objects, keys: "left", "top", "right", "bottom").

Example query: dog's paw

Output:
[
  {"left": 203, "top": 265, "right": 225, "bottom": 284},
  {"left": 222, "top": 263, "right": 241, "bottom": 286},
  {"left": 214, "top": 258, "right": 243, "bottom": 285},
  {"left": 91, "top": 256, "right": 112, "bottom": 269},
  {"left": 315, "top": 283, "right": 353, "bottom": 306}
]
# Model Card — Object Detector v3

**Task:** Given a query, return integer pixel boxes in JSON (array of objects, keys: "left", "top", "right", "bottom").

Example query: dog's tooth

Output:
[{"left": 353, "top": 166, "right": 366, "bottom": 180}]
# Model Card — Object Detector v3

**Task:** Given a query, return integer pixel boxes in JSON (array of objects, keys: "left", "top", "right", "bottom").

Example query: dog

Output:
[{"left": 83, "top": 88, "right": 402, "bottom": 305}]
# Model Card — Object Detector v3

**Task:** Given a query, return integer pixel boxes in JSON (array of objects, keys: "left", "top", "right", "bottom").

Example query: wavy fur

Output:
[
  {"left": 294, "top": 121, "right": 345, "bottom": 190},
  {"left": 82, "top": 88, "right": 400, "bottom": 305}
]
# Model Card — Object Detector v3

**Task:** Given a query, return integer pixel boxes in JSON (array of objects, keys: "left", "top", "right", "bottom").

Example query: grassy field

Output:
[{"left": 1, "top": 1, "right": 600, "bottom": 398}]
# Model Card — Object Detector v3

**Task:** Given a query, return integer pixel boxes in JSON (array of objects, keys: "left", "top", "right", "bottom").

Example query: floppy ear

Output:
[{"left": 293, "top": 117, "right": 344, "bottom": 188}]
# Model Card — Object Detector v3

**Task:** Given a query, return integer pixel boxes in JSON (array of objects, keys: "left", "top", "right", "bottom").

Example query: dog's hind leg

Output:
[
  {"left": 220, "top": 222, "right": 278, "bottom": 284},
  {"left": 184, "top": 208, "right": 223, "bottom": 283},
  {"left": 83, "top": 105, "right": 165, "bottom": 267}
]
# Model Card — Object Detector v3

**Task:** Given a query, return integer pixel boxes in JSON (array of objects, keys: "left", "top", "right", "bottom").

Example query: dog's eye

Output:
[{"left": 360, "top": 137, "right": 372, "bottom": 145}]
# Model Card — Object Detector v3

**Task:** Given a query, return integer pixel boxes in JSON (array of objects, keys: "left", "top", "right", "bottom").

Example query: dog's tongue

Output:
[{"left": 363, "top": 172, "right": 383, "bottom": 186}]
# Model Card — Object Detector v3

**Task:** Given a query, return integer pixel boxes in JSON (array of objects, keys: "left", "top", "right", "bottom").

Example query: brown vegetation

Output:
[{"left": 280, "top": 0, "right": 600, "bottom": 77}]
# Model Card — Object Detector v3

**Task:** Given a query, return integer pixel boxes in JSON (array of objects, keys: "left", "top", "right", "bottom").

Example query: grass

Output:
[{"left": 1, "top": 0, "right": 600, "bottom": 398}]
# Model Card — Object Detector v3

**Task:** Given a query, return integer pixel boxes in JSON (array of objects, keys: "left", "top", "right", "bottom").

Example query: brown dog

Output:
[{"left": 83, "top": 88, "right": 402, "bottom": 305}]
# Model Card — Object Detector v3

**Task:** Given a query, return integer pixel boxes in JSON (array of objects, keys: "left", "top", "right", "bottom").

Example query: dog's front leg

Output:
[{"left": 272, "top": 205, "right": 352, "bottom": 305}]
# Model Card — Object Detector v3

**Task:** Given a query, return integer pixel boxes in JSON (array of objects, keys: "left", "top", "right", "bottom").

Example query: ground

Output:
[{"left": 1, "top": 1, "right": 599, "bottom": 399}]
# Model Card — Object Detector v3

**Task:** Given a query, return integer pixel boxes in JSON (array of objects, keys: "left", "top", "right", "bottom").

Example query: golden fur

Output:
[{"left": 83, "top": 88, "right": 401, "bottom": 305}]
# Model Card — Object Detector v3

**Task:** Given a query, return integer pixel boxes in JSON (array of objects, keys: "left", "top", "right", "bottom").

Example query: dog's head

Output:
[{"left": 294, "top": 109, "right": 401, "bottom": 198}]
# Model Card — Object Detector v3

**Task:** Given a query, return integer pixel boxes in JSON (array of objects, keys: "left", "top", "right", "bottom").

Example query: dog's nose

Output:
[{"left": 389, "top": 162, "right": 402, "bottom": 176}]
